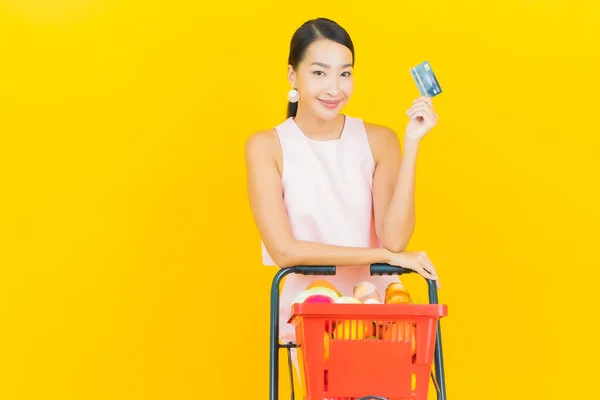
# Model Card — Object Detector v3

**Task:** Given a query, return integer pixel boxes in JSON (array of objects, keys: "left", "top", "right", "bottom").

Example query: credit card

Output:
[{"left": 410, "top": 60, "right": 442, "bottom": 97}]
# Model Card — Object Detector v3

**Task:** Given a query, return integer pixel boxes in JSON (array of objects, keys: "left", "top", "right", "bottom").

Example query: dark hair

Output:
[{"left": 287, "top": 18, "right": 355, "bottom": 118}]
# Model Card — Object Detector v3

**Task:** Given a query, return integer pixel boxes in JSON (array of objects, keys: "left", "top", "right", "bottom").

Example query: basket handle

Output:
[
  {"left": 293, "top": 266, "right": 336, "bottom": 276},
  {"left": 369, "top": 263, "right": 412, "bottom": 277}
]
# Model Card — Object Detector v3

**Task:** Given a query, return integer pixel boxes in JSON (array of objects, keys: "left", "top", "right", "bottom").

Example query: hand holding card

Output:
[
  {"left": 405, "top": 95, "right": 438, "bottom": 143},
  {"left": 404, "top": 61, "right": 441, "bottom": 143}
]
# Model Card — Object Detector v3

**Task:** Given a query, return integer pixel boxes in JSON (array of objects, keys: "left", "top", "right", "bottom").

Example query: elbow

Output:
[
  {"left": 379, "top": 214, "right": 415, "bottom": 251},
  {"left": 272, "top": 253, "right": 293, "bottom": 268},
  {"left": 379, "top": 227, "right": 413, "bottom": 253},
  {"left": 382, "top": 239, "right": 408, "bottom": 253},
  {"left": 385, "top": 243, "right": 407, "bottom": 253},
  {"left": 269, "top": 240, "right": 297, "bottom": 268}
]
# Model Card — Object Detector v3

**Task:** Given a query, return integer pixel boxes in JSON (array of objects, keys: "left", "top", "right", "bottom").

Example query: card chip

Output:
[{"left": 424, "top": 63, "right": 430, "bottom": 71}]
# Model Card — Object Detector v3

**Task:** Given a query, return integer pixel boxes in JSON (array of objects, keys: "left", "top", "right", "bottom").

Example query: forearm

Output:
[
  {"left": 380, "top": 140, "right": 419, "bottom": 252},
  {"left": 273, "top": 240, "right": 391, "bottom": 268}
]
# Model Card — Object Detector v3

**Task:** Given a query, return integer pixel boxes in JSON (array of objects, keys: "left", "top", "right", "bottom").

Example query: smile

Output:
[{"left": 318, "top": 99, "right": 342, "bottom": 109}]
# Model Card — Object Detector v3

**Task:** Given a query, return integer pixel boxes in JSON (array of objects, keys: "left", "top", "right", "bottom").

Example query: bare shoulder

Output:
[
  {"left": 363, "top": 121, "right": 401, "bottom": 163},
  {"left": 364, "top": 121, "right": 400, "bottom": 144},
  {"left": 245, "top": 128, "right": 279, "bottom": 153},
  {"left": 244, "top": 128, "right": 283, "bottom": 173}
]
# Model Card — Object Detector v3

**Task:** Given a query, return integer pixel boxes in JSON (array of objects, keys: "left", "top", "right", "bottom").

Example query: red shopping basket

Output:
[{"left": 288, "top": 302, "right": 448, "bottom": 400}]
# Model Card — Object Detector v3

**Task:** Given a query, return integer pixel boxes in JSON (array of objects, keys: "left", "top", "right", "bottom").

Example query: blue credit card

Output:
[{"left": 410, "top": 60, "right": 442, "bottom": 97}]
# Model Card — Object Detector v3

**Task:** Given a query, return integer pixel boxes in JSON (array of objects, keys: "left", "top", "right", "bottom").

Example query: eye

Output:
[
  {"left": 341, "top": 71, "right": 352, "bottom": 77},
  {"left": 313, "top": 70, "right": 325, "bottom": 76}
]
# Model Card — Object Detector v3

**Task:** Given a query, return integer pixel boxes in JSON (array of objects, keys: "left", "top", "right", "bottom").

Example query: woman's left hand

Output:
[
  {"left": 386, "top": 250, "right": 440, "bottom": 288},
  {"left": 405, "top": 96, "right": 438, "bottom": 143}
]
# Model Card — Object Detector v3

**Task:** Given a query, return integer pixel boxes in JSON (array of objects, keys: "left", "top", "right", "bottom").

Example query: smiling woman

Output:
[
  {"left": 244, "top": 17, "right": 442, "bottom": 385},
  {"left": 286, "top": 26, "right": 355, "bottom": 125}
]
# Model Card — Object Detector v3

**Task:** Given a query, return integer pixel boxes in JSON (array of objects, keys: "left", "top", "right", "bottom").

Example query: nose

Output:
[{"left": 325, "top": 76, "right": 341, "bottom": 97}]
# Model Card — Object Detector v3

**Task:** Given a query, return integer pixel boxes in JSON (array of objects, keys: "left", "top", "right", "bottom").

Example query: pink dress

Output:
[{"left": 261, "top": 115, "right": 401, "bottom": 384}]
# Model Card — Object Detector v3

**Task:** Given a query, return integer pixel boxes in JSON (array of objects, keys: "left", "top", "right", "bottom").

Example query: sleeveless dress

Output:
[{"left": 261, "top": 115, "right": 401, "bottom": 383}]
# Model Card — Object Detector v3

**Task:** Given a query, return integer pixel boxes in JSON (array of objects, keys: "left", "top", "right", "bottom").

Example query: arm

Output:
[
  {"left": 370, "top": 124, "right": 418, "bottom": 253},
  {"left": 372, "top": 96, "right": 439, "bottom": 251},
  {"left": 245, "top": 130, "right": 393, "bottom": 268}
]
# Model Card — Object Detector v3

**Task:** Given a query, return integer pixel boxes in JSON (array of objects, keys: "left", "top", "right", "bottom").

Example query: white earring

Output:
[{"left": 287, "top": 86, "right": 299, "bottom": 103}]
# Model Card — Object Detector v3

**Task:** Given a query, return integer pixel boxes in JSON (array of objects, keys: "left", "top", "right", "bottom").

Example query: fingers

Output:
[
  {"left": 407, "top": 106, "right": 435, "bottom": 121},
  {"left": 406, "top": 103, "right": 428, "bottom": 115},
  {"left": 410, "top": 97, "right": 433, "bottom": 111},
  {"left": 406, "top": 104, "right": 427, "bottom": 115},
  {"left": 413, "top": 96, "right": 432, "bottom": 106},
  {"left": 408, "top": 108, "right": 436, "bottom": 125},
  {"left": 410, "top": 252, "right": 439, "bottom": 288},
  {"left": 390, "top": 251, "right": 441, "bottom": 289},
  {"left": 413, "top": 265, "right": 438, "bottom": 287},
  {"left": 418, "top": 262, "right": 437, "bottom": 280},
  {"left": 405, "top": 263, "right": 440, "bottom": 288},
  {"left": 406, "top": 102, "right": 437, "bottom": 121},
  {"left": 420, "top": 254, "right": 437, "bottom": 277}
]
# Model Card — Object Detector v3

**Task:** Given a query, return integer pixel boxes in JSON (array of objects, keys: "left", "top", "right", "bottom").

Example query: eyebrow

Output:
[{"left": 310, "top": 62, "right": 353, "bottom": 68}]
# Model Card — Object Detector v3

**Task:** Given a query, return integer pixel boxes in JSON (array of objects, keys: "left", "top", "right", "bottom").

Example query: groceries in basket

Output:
[
  {"left": 290, "top": 279, "right": 418, "bottom": 355},
  {"left": 291, "top": 279, "right": 413, "bottom": 306},
  {"left": 353, "top": 281, "right": 383, "bottom": 303},
  {"left": 385, "top": 282, "right": 412, "bottom": 304}
]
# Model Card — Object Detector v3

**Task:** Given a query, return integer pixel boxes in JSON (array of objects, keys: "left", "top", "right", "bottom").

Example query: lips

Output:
[{"left": 318, "top": 99, "right": 342, "bottom": 109}]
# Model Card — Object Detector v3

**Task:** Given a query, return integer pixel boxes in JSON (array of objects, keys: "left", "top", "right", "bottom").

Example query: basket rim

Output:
[{"left": 288, "top": 303, "right": 448, "bottom": 323}]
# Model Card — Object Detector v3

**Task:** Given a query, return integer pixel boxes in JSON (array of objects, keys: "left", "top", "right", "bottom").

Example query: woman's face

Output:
[{"left": 288, "top": 39, "right": 354, "bottom": 121}]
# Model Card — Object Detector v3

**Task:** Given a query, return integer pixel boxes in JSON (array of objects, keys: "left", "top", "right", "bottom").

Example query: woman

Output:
[{"left": 245, "top": 16, "right": 441, "bottom": 386}]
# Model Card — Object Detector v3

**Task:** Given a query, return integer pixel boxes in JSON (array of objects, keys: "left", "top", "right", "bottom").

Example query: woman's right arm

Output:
[{"left": 245, "top": 129, "right": 393, "bottom": 268}]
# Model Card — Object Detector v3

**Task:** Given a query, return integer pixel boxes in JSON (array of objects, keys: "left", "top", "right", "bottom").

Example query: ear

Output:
[{"left": 287, "top": 65, "right": 296, "bottom": 88}]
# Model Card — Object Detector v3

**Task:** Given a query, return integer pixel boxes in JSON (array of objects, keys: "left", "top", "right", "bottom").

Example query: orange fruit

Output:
[
  {"left": 324, "top": 332, "right": 330, "bottom": 361},
  {"left": 383, "top": 322, "right": 416, "bottom": 354},
  {"left": 365, "top": 321, "right": 375, "bottom": 338},
  {"left": 334, "top": 320, "right": 366, "bottom": 340}
]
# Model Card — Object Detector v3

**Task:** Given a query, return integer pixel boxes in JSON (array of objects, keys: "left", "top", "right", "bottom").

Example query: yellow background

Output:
[{"left": 1, "top": 1, "right": 599, "bottom": 399}]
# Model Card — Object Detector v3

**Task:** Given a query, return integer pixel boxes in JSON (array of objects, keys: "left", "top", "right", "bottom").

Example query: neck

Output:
[{"left": 293, "top": 104, "right": 345, "bottom": 141}]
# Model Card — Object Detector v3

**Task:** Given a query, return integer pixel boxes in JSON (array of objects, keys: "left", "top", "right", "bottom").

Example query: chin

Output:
[{"left": 312, "top": 102, "right": 345, "bottom": 121}]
